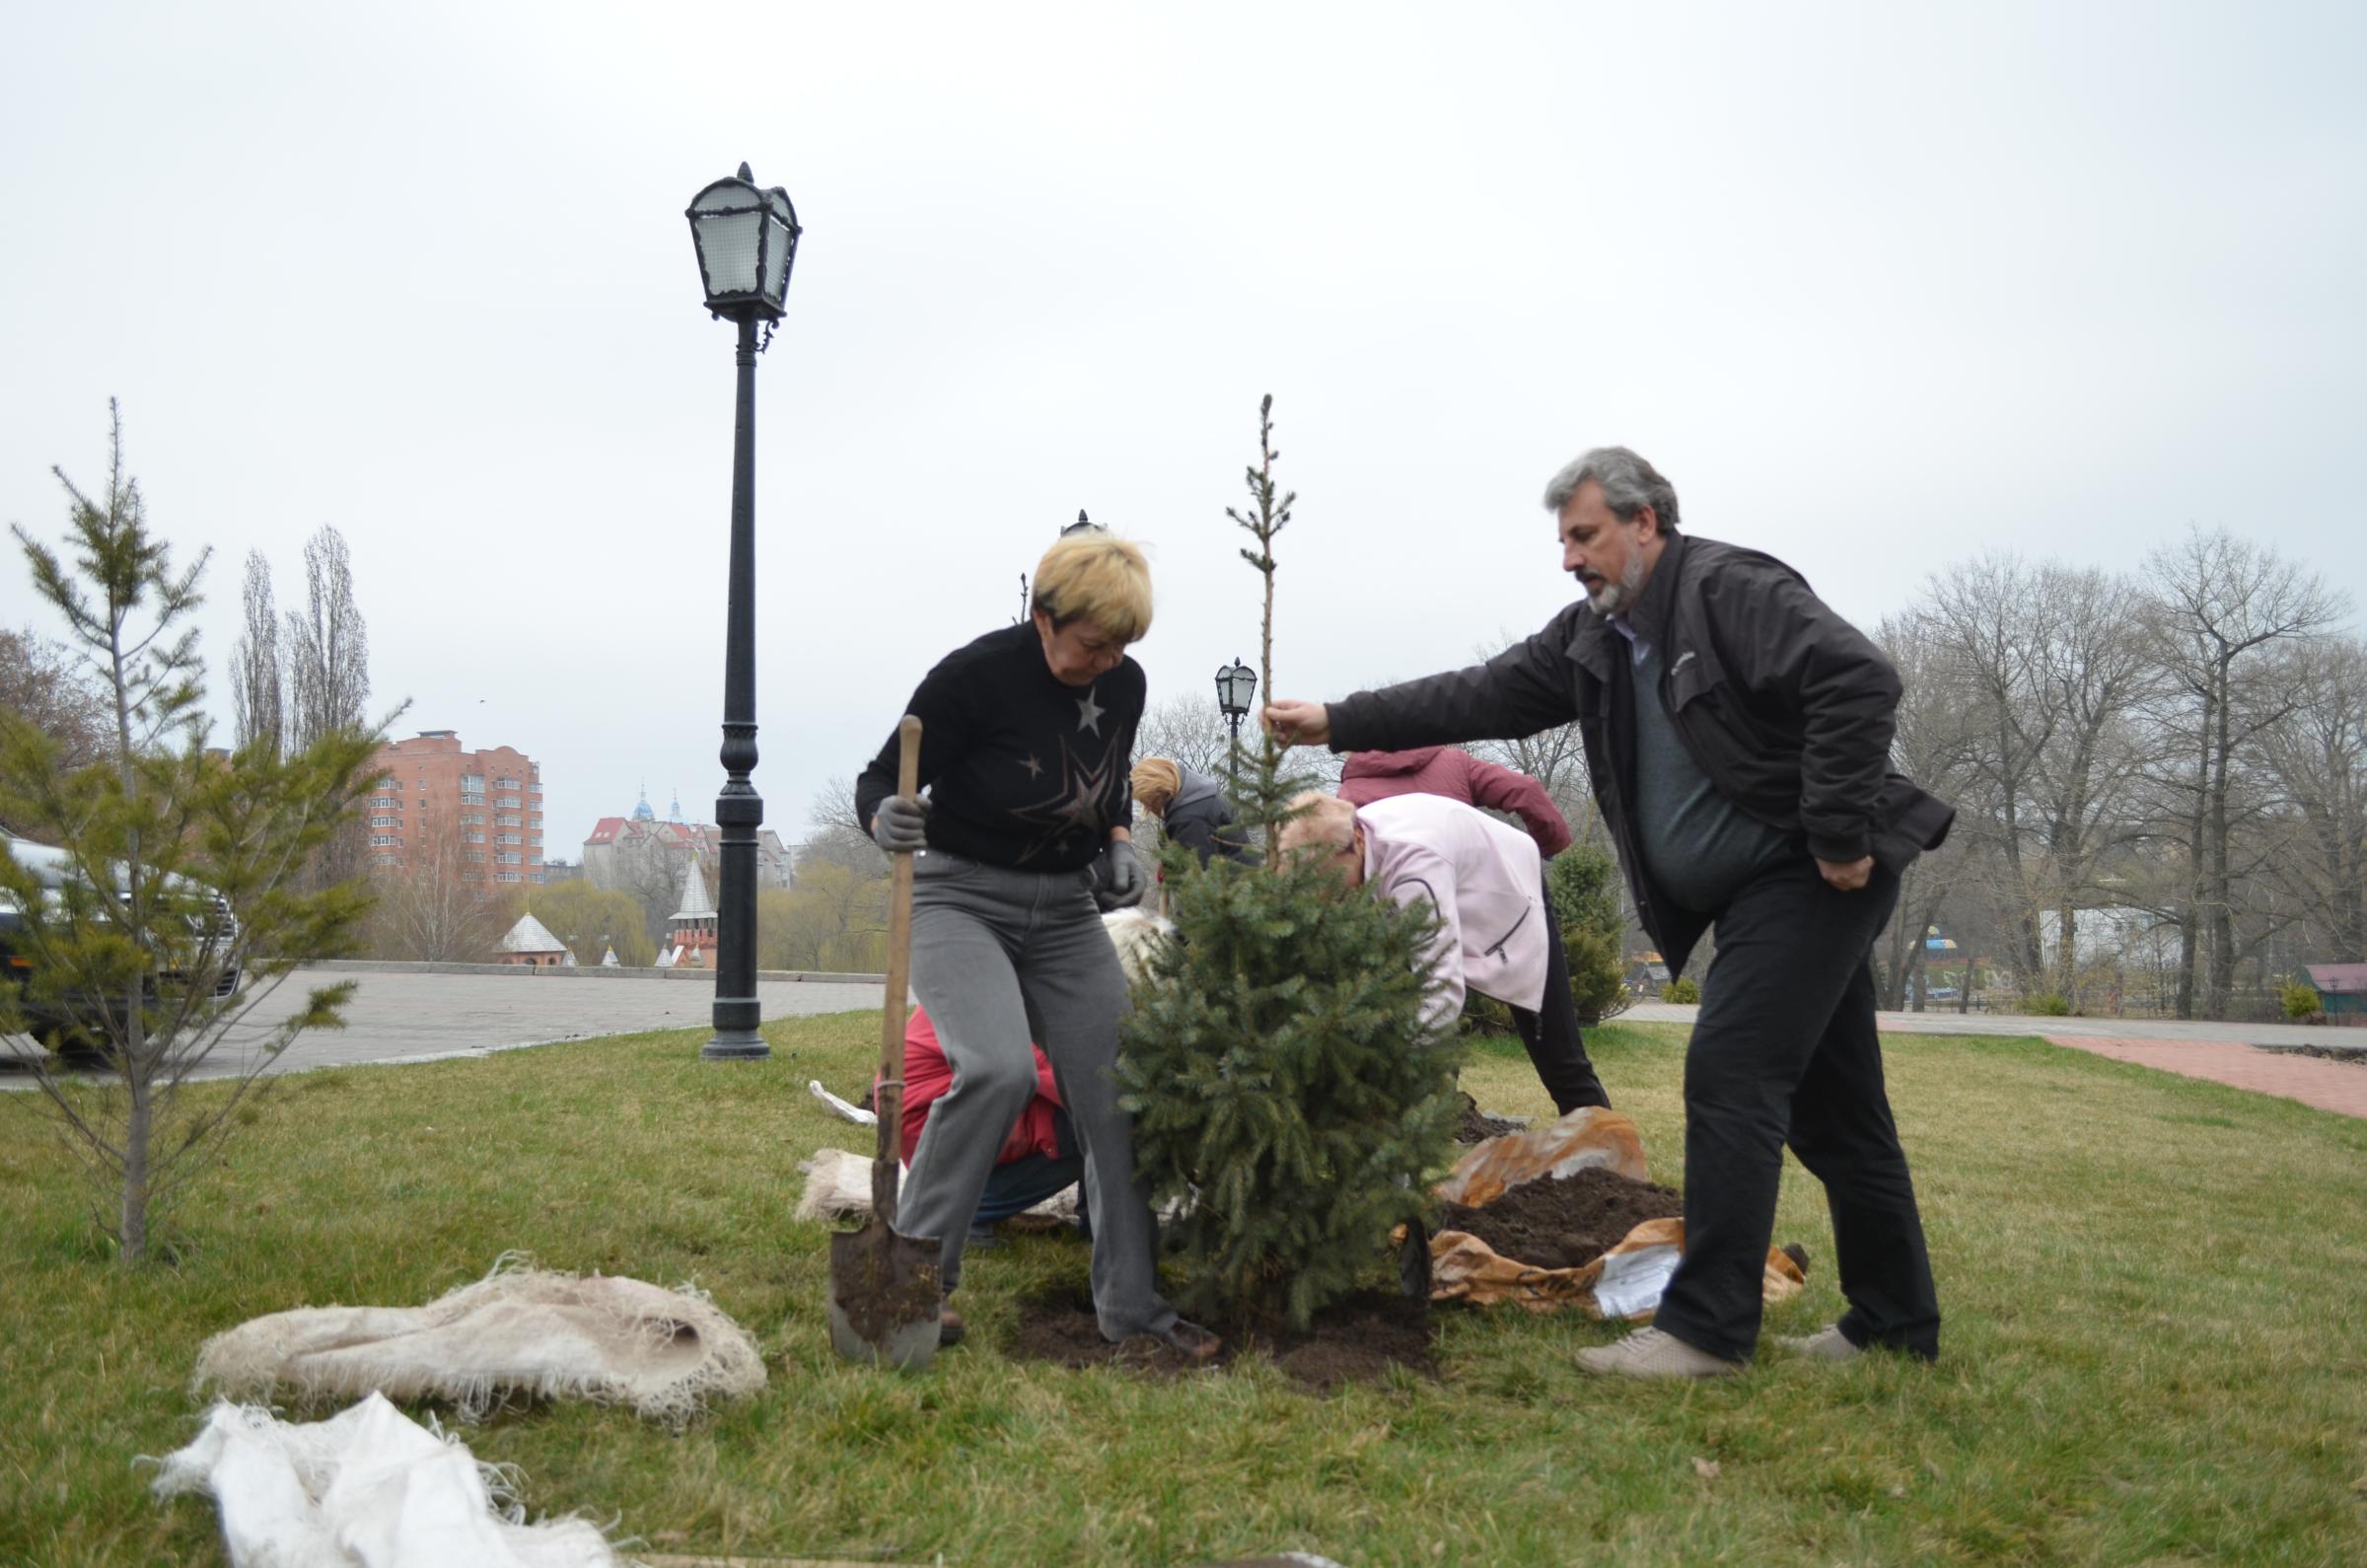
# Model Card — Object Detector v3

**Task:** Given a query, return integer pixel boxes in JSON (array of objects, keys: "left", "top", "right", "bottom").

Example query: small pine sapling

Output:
[{"left": 1116, "top": 395, "right": 1462, "bottom": 1331}]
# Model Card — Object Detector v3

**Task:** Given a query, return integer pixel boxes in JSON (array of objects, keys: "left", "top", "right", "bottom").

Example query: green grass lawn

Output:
[{"left": 6, "top": 1016, "right": 2367, "bottom": 1566}]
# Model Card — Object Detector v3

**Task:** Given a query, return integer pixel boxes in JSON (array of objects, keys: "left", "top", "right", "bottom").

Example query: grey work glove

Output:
[
  {"left": 1098, "top": 839, "right": 1147, "bottom": 910},
  {"left": 871, "top": 795, "right": 930, "bottom": 854}
]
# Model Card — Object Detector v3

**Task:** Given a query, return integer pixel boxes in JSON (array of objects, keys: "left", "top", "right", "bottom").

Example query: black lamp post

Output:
[
  {"left": 686, "top": 162, "right": 802, "bottom": 1061},
  {"left": 1215, "top": 658, "right": 1258, "bottom": 784}
]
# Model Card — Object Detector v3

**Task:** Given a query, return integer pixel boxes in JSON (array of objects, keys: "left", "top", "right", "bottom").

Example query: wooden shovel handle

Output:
[{"left": 872, "top": 715, "right": 922, "bottom": 1228}]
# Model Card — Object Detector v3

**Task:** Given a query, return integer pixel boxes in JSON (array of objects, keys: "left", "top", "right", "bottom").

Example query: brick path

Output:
[{"left": 2044, "top": 1035, "right": 2367, "bottom": 1119}]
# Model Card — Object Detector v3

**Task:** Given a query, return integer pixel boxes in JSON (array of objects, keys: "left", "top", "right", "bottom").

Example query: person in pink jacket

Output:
[
  {"left": 1277, "top": 791, "right": 1610, "bottom": 1113},
  {"left": 896, "top": 1006, "right": 1085, "bottom": 1247},
  {"left": 1337, "top": 747, "right": 1574, "bottom": 857}
]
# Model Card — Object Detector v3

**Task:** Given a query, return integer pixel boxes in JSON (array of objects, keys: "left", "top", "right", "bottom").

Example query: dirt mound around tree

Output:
[
  {"left": 1436, "top": 1166, "right": 1686, "bottom": 1270},
  {"left": 1006, "top": 1285, "right": 1434, "bottom": 1390},
  {"left": 1452, "top": 1092, "right": 1530, "bottom": 1144}
]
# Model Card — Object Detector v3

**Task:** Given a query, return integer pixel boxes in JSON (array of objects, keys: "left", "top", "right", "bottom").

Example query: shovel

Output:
[{"left": 827, "top": 715, "right": 944, "bottom": 1369}]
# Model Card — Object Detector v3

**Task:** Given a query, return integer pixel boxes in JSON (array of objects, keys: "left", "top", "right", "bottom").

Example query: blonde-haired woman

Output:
[
  {"left": 1130, "top": 757, "right": 1254, "bottom": 867},
  {"left": 855, "top": 532, "right": 1218, "bottom": 1362}
]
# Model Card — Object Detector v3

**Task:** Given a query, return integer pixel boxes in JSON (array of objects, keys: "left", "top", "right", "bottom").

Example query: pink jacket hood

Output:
[
  {"left": 1357, "top": 793, "right": 1549, "bottom": 1034},
  {"left": 1338, "top": 748, "right": 1574, "bottom": 857},
  {"left": 1341, "top": 747, "right": 1446, "bottom": 779}
]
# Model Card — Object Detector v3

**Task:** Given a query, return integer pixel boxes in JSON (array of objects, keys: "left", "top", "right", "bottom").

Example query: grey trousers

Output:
[{"left": 901, "top": 849, "right": 1178, "bottom": 1341}]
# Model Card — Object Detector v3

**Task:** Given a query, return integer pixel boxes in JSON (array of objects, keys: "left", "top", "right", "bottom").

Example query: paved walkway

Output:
[
  {"left": 1619, "top": 1001, "right": 2367, "bottom": 1119},
  {"left": 15, "top": 978, "right": 2360, "bottom": 1115},
  {"left": 0, "top": 968, "right": 885, "bottom": 1084},
  {"left": 2040, "top": 1035, "right": 2367, "bottom": 1118}
]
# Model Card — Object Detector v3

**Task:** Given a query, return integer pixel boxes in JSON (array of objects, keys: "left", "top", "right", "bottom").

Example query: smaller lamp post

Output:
[{"left": 1214, "top": 658, "right": 1258, "bottom": 784}]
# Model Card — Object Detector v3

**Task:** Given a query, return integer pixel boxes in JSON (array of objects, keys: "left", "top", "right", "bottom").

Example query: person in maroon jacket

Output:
[
  {"left": 1337, "top": 747, "right": 1575, "bottom": 856},
  {"left": 1338, "top": 747, "right": 1607, "bottom": 1114},
  {"left": 894, "top": 1006, "right": 1085, "bottom": 1247}
]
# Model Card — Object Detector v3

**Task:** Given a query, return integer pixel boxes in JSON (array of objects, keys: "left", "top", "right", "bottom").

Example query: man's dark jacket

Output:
[{"left": 1327, "top": 533, "right": 1953, "bottom": 976}]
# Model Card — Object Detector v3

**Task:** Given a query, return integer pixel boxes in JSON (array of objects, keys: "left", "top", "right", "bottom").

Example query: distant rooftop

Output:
[
  {"left": 2306, "top": 963, "right": 2367, "bottom": 995},
  {"left": 498, "top": 912, "right": 569, "bottom": 954}
]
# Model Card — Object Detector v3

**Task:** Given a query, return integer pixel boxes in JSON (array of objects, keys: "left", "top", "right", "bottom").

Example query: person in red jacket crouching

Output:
[{"left": 896, "top": 1005, "right": 1086, "bottom": 1247}]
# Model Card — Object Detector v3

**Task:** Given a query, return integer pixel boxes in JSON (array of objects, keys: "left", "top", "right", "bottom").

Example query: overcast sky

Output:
[{"left": 5, "top": 2, "right": 2361, "bottom": 855}]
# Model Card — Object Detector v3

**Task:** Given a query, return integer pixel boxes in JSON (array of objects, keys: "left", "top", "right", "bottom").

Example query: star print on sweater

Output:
[{"left": 855, "top": 622, "right": 1143, "bottom": 874}]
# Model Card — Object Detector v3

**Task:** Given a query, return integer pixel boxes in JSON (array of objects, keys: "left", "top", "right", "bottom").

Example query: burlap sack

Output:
[
  {"left": 1428, "top": 1215, "right": 1808, "bottom": 1317},
  {"left": 192, "top": 1258, "right": 764, "bottom": 1423},
  {"left": 1432, "top": 1105, "right": 1650, "bottom": 1208}
]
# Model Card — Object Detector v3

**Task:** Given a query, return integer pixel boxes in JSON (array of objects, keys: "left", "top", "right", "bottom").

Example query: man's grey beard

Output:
[{"left": 1583, "top": 551, "right": 1647, "bottom": 614}]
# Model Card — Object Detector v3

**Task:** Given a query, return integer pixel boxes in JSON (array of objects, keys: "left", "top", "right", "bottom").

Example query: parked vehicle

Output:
[{"left": 0, "top": 835, "right": 242, "bottom": 1052}]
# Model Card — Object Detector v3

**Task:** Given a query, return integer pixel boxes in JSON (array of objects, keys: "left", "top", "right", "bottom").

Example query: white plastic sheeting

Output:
[{"left": 151, "top": 1393, "right": 617, "bottom": 1568}]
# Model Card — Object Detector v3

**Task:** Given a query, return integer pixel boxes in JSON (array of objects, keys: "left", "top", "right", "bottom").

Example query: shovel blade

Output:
[{"left": 827, "top": 1221, "right": 943, "bottom": 1370}]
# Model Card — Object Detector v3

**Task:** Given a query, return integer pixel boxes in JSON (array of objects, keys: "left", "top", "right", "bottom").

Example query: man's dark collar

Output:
[{"left": 1626, "top": 532, "right": 1686, "bottom": 646}]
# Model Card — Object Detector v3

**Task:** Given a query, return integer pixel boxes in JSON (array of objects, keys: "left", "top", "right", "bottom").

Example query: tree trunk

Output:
[
  {"left": 120, "top": 1044, "right": 150, "bottom": 1263},
  {"left": 2204, "top": 657, "right": 2237, "bottom": 1018},
  {"left": 2174, "top": 689, "right": 2212, "bottom": 1021}
]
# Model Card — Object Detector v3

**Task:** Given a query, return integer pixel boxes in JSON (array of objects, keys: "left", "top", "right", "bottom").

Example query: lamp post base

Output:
[
  {"left": 703, "top": 993, "right": 768, "bottom": 1060},
  {"left": 701, "top": 1029, "right": 770, "bottom": 1061}
]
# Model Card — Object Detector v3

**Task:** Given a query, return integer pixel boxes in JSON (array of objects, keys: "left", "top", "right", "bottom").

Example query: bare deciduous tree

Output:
[
  {"left": 0, "top": 627, "right": 112, "bottom": 828},
  {"left": 369, "top": 824, "right": 508, "bottom": 962},
  {"left": 230, "top": 548, "right": 284, "bottom": 759},
  {"left": 2258, "top": 634, "right": 2367, "bottom": 962},
  {"left": 802, "top": 776, "right": 889, "bottom": 876},
  {"left": 1872, "top": 607, "right": 1982, "bottom": 1009},
  {"left": 286, "top": 526, "right": 370, "bottom": 749},
  {"left": 285, "top": 526, "right": 374, "bottom": 890},
  {"left": 2140, "top": 528, "right": 2347, "bottom": 1017},
  {"left": 1133, "top": 693, "right": 1234, "bottom": 779}
]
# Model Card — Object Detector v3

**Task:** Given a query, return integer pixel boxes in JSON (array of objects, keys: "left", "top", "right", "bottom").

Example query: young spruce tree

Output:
[{"left": 1116, "top": 395, "right": 1461, "bottom": 1332}]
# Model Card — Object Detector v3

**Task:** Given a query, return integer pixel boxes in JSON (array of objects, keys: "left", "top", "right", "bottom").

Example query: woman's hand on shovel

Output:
[{"left": 871, "top": 796, "right": 930, "bottom": 853}]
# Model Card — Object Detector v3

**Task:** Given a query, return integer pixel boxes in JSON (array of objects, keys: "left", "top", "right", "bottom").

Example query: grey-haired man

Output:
[{"left": 1265, "top": 447, "right": 1951, "bottom": 1378}]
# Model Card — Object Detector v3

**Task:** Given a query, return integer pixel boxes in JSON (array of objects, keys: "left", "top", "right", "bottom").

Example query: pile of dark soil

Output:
[
  {"left": 1006, "top": 1286, "right": 1435, "bottom": 1390},
  {"left": 1435, "top": 1166, "right": 1685, "bottom": 1270},
  {"left": 1452, "top": 1092, "right": 1529, "bottom": 1144}
]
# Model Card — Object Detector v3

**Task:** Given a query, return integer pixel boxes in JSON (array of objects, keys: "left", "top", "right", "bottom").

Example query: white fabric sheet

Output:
[{"left": 152, "top": 1393, "right": 617, "bottom": 1568}]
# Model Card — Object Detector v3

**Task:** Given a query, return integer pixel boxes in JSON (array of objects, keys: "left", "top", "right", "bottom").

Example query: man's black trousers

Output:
[
  {"left": 1651, "top": 857, "right": 1942, "bottom": 1362},
  {"left": 1507, "top": 879, "right": 1612, "bottom": 1115}
]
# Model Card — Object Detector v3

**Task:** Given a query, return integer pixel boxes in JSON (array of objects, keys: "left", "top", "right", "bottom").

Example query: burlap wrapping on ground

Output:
[
  {"left": 1429, "top": 1216, "right": 1808, "bottom": 1317},
  {"left": 1432, "top": 1105, "right": 1652, "bottom": 1205},
  {"left": 192, "top": 1258, "right": 765, "bottom": 1423},
  {"left": 797, "top": 1147, "right": 1086, "bottom": 1225},
  {"left": 1425, "top": 1107, "right": 1806, "bottom": 1316}
]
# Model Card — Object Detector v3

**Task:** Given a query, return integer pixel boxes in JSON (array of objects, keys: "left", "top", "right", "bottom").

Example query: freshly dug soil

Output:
[
  {"left": 1006, "top": 1285, "right": 1435, "bottom": 1390},
  {"left": 826, "top": 1225, "right": 941, "bottom": 1347},
  {"left": 1435, "top": 1166, "right": 1686, "bottom": 1270},
  {"left": 1452, "top": 1092, "right": 1529, "bottom": 1144}
]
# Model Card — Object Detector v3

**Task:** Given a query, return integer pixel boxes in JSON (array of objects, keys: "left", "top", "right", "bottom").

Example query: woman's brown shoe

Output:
[
  {"left": 938, "top": 1303, "right": 966, "bottom": 1348},
  {"left": 1156, "top": 1318, "right": 1222, "bottom": 1366}
]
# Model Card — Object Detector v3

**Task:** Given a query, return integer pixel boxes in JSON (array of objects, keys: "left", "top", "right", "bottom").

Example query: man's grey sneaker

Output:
[
  {"left": 1574, "top": 1326, "right": 1739, "bottom": 1380},
  {"left": 1774, "top": 1324, "right": 1861, "bottom": 1363}
]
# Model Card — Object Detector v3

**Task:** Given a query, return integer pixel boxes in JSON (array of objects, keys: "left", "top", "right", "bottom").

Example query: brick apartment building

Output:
[{"left": 366, "top": 731, "right": 548, "bottom": 890}]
